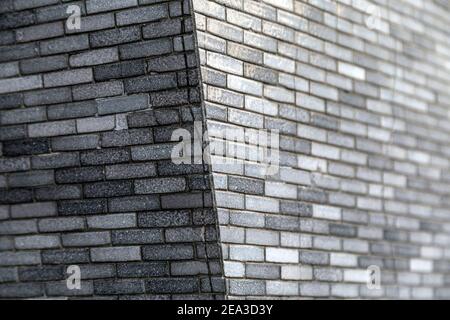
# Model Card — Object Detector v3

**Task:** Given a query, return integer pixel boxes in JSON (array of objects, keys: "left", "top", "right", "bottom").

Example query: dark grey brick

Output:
[
  {"left": 161, "top": 193, "right": 204, "bottom": 209},
  {"left": 150, "top": 88, "right": 189, "bottom": 107},
  {"left": 157, "top": 161, "right": 205, "bottom": 176},
  {"left": 3, "top": 138, "right": 50, "bottom": 157},
  {"left": 135, "top": 177, "right": 186, "bottom": 194},
  {"left": 55, "top": 167, "right": 104, "bottom": 184},
  {"left": 147, "top": 54, "right": 186, "bottom": 72},
  {"left": 0, "top": 43, "right": 39, "bottom": 62},
  {"left": 143, "top": 18, "right": 182, "bottom": 39},
  {"left": 145, "top": 278, "right": 199, "bottom": 294},
  {"left": 0, "top": 93, "right": 22, "bottom": 110},
  {"left": 97, "top": 94, "right": 149, "bottom": 116},
  {"left": 0, "top": 189, "right": 33, "bottom": 204},
  {"left": 138, "top": 211, "right": 190, "bottom": 228},
  {"left": 8, "top": 170, "right": 54, "bottom": 188},
  {"left": 20, "top": 55, "right": 67, "bottom": 75},
  {"left": 94, "top": 279, "right": 143, "bottom": 295},
  {"left": 0, "top": 125, "right": 27, "bottom": 141},
  {"left": 52, "top": 134, "right": 100, "bottom": 151},
  {"left": 80, "top": 148, "right": 130, "bottom": 166},
  {"left": 32, "top": 152, "right": 79, "bottom": 169},
  {"left": 18, "top": 266, "right": 63, "bottom": 281},
  {"left": 120, "top": 38, "right": 172, "bottom": 60},
  {"left": 117, "top": 262, "right": 167, "bottom": 278},
  {"left": 90, "top": 26, "right": 141, "bottom": 48},
  {"left": 84, "top": 181, "right": 133, "bottom": 198},
  {"left": 142, "top": 244, "right": 194, "bottom": 261},
  {"left": 131, "top": 144, "right": 174, "bottom": 161},
  {"left": 280, "top": 201, "right": 313, "bottom": 217},
  {"left": 0, "top": 251, "right": 40, "bottom": 266},
  {"left": 0, "top": 10, "right": 35, "bottom": 30},
  {"left": 42, "top": 249, "right": 90, "bottom": 264},
  {"left": 94, "top": 60, "right": 145, "bottom": 81},
  {"left": 105, "top": 163, "right": 156, "bottom": 180},
  {"left": 48, "top": 101, "right": 97, "bottom": 120},
  {"left": 165, "top": 227, "right": 204, "bottom": 243},
  {"left": 35, "top": 185, "right": 82, "bottom": 201},
  {"left": 0, "top": 267, "right": 17, "bottom": 283},
  {"left": 24, "top": 87, "right": 71, "bottom": 106},
  {"left": 58, "top": 199, "right": 107, "bottom": 215},
  {"left": 116, "top": 4, "right": 168, "bottom": 26},
  {"left": 72, "top": 81, "right": 123, "bottom": 101},
  {"left": 109, "top": 195, "right": 160, "bottom": 212},
  {"left": 124, "top": 73, "right": 177, "bottom": 94},
  {"left": 330, "top": 224, "right": 357, "bottom": 238},
  {"left": 112, "top": 229, "right": 163, "bottom": 245},
  {"left": 62, "top": 231, "right": 111, "bottom": 247},
  {"left": 101, "top": 129, "right": 153, "bottom": 148},
  {"left": 0, "top": 283, "right": 43, "bottom": 298},
  {"left": 228, "top": 176, "right": 264, "bottom": 195}
]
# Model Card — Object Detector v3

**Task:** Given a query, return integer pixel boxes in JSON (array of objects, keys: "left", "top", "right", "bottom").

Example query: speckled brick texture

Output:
[
  {"left": 2, "top": 0, "right": 450, "bottom": 300},
  {"left": 192, "top": 0, "right": 450, "bottom": 299},
  {"left": 0, "top": 0, "right": 224, "bottom": 299}
]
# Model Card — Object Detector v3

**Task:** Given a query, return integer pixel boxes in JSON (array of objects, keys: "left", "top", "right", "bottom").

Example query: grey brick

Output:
[
  {"left": 1, "top": 106, "right": 46, "bottom": 125},
  {"left": 62, "top": 232, "right": 111, "bottom": 247},
  {"left": 73, "top": 81, "right": 123, "bottom": 101},
  {"left": 118, "top": 262, "right": 167, "bottom": 278},
  {"left": 79, "top": 264, "right": 115, "bottom": 280},
  {"left": 109, "top": 195, "right": 160, "bottom": 212},
  {"left": 28, "top": 120, "right": 77, "bottom": 138},
  {"left": 94, "top": 279, "right": 143, "bottom": 295},
  {"left": 43, "top": 68, "right": 93, "bottom": 88},
  {"left": 48, "top": 101, "right": 97, "bottom": 120},
  {"left": 0, "top": 43, "right": 39, "bottom": 62},
  {"left": 14, "top": 0, "right": 59, "bottom": 10},
  {"left": 11, "top": 202, "right": 56, "bottom": 218},
  {"left": 81, "top": 148, "right": 130, "bottom": 166},
  {"left": 15, "top": 235, "right": 60, "bottom": 249},
  {"left": 135, "top": 177, "right": 186, "bottom": 194},
  {"left": 55, "top": 167, "right": 104, "bottom": 184},
  {"left": 24, "top": 87, "right": 72, "bottom": 106},
  {"left": 46, "top": 280, "right": 93, "bottom": 296},
  {"left": 86, "top": 0, "right": 137, "bottom": 13},
  {"left": 0, "top": 75, "right": 43, "bottom": 94},
  {"left": 20, "top": 55, "right": 67, "bottom": 75},
  {"left": 66, "top": 13, "right": 115, "bottom": 34},
  {"left": 91, "top": 246, "right": 141, "bottom": 262},
  {"left": 229, "top": 279, "right": 265, "bottom": 296},
  {"left": 106, "top": 163, "right": 156, "bottom": 180},
  {"left": 94, "top": 60, "right": 145, "bottom": 81},
  {"left": 131, "top": 144, "right": 174, "bottom": 161},
  {"left": 246, "top": 264, "right": 280, "bottom": 280},
  {"left": 58, "top": 199, "right": 107, "bottom": 216},
  {"left": 40, "top": 35, "right": 89, "bottom": 55},
  {"left": 70, "top": 48, "right": 118, "bottom": 67},
  {"left": 32, "top": 152, "right": 79, "bottom": 170},
  {"left": 116, "top": 4, "right": 168, "bottom": 26},
  {"left": 145, "top": 278, "right": 199, "bottom": 294},
  {"left": 0, "top": 251, "right": 40, "bottom": 266},
  {"left": 161, "top": 193, "right": 204, "bottom": 209},
  {"left": 3, "top": 138, "right": 50, "bottom": 157},
  {"left": 90, "top": 26, "right": 141, "bottom": 48},
  {"left": 42, "top": 249, "right": 89, "bottom": 264},
  {"left": 0, "top": 189, "right": 33, "bottom": 204},
  {"left": 112, "top": 229, "right": 163, "bottom": 245},
  {"left": 143, "top": 19, "right": 182, "bottom": 39},
  {"left": 0, "top": 283, "right": 43, "bottom": 298},
  {"left": 228, "top": 176, "right": 264, "bottom": 195},
  {"left": 142, "top": 244, "right": 194, "bottom": 261},
  {"left": 87, "top": 213, "right": 136, "bottom": 230},
  {"left": 0, "top": 157, "right": 30, "bottom": 173},
  {"left": 15, "top": 21, "right": 63, "bottom": 42},
  {"left": 147, "top": 54, "right": 187, "bottom": 72},
  {"left": 52, "top": 134, "right": 100, "bottom": 151},
  {"left": 35, "top": 1, "right": 86, "bottom": 23},
  {"left": 0, "top": 10, "right": 35, "bottom": 30},
  {"left": 120, "top": 38, "right": 172, "bottom": 60},
  {"left": 38, "top": 217, "right": 85, "bottom": 233},
  {"left": 138, "top": 211, "right": 190, "bottom": 228},
  {"left": 84, "top": 181, "right": 133, "bottom": 198},
  {"left": 0, "top": 267, "right": 17, "bottom": 283}
]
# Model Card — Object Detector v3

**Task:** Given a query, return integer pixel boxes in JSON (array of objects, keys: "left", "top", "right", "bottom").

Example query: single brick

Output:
[
  {"left": 69, "top": 48, "right": 118, "bottom": 67},
  {"left": 116, "top": 4, "right": 168, "bottom": 26},
  {"left": 0, "top": 283, "right": 43, "bottom": 298},
  {"left": 32, "top": 153, "right": 79, "bottom": 169},
  {"left": 28, "top": 120, "right": 76, "bottom": 138},
  {"left": 87, "top": 213, "right": 136, "bottom": 230},
  {"left": 48, "top": 101, "right": 97, "bottom": 120},
  {"left": 20, "top": 55, "right": 67, "bottom": 75},
  {"left": 91, "top": 246, "right": 141, "bottom": 262},
  {"left": 52, "top": 134, "right": 100, "bottom": 151},
  {"left": 55, "top": 167, "right": 104, "bottom": 184},
  {"left": 43, "top": 68, "right": 93, "bottom": 88},
  {"left": 94, "top": 279, "right": 143, "bottom": 295},
  {"left": 84, "top": 181, "right": 133, "bottom": 198},
  {"left": 142, "top": 19, "right": 182, "bottom": 39},
  {"left": 117, "top": 262, "right": 167, "bottom": 278},
  {"left": 24, "top": 87, "right": 71, "bottom": 106},
  {"left": 142, "top": 244, "right": 194, "bottom": 261},
  {"left": 58, "top": 199, "right": 107, "bottom": 216},
  {"left": 40, "top": 35, "right": 89, "bottom": 55},
  {"left": 135, "top": 177, "right": 186, "bottom": 194},
  {"left": 145, "top": 278, "right": 199, "bottom": 294},
  {"left": 0, "top": 252, "right": 41, "bottom": 266},
  {"left": 105, "top": 163, "right": 156, "bottom": 180},
  {"left": 38, "top": 217, "right": 85, "bottom": 233},
  {"left": 76, "top": 115, "right": 115, "bottom": 133},
  {"left": 138, "top": 211, "right": 190, "bottom": 228},
  {"left": 124, "top": 74, "right": 177, "bottom": 94},
  {"left": 86, "top": 0, "right": 137, "bottom": 13},
  {"left": 90, "top": 26, "right": 141, "bottom": 48},
  {"left": 112, "top": 229, "right": 163, "bottom": 245},
  {"left": 94, "top": 60, "right": 145, "bottom": 81},
  {"left": 97, "top": 94, "right": 149, "bottom": 115},
  {"left": 62, "top": 232, "right": 111, "bottom": 247},
  {"left": 109, "top": 196, "right": 160, "bottom": 212},
  {"left": 80, "top": 148, "right": 130, "bottom": 166},
  {"left": 0, "top": 75, "right": 43, "bottom": 94},
  {"left": 2, "top": 138, "right": 50, "bottom": 156},
  {"left": 119, "top": 38, "right": 172, "bottom": 60},
  {"left": 72, "top": 81, "right": 123, "bottom": 101},
  {"left": 41, "top": 249, "right": 90, "bottom": 264},
  {"left": 11, "top": 202, "right": 56, "bottom": 218}
]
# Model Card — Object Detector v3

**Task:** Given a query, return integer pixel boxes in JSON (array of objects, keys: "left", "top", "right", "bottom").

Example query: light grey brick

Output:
[
  {"left": 43, "top": 69, "right": 93, "bottom": 88},
  {"left": 0, "top": 75, "right": 42, "bottom": 94},
  {"left": 15, "top": 235, "right": 60, "bottom": 249},
  {"left": 97, "top": 94, "right": 148, "bottom": 115}
]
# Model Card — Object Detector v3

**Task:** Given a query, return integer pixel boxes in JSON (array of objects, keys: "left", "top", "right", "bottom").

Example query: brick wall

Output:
[
  {"left": 2, "top": 0, "right": 450, "bottom": 300},
  {"left": 192, "top": 0, "right": 450, "bottom": 299},
  {"left": 0, "top": 0, "right": 224, "bottom": 299}
]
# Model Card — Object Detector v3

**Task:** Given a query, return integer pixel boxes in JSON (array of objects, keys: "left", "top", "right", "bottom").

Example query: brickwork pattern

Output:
[
  {"left": 0, "top": 0, "right": 224, "bottom": 299},
  {"left": 192, "top": 0, "right": 450, "bottom": 299}
]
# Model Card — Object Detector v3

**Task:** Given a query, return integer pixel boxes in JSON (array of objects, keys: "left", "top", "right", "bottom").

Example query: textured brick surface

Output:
[
  {"left": 192, "top": 0, "right": 450, "bottom": 300},
  {"left": 0, "top": 0, "right": 223, "bottom": 300},
  {"left": 2, "top": 0, "right": 450, "bottom": 301}
]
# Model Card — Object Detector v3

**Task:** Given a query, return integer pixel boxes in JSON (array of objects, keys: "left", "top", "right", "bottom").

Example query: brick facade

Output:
[{"left": 1, "top": 0, "right": 450, "bottom": 300}]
